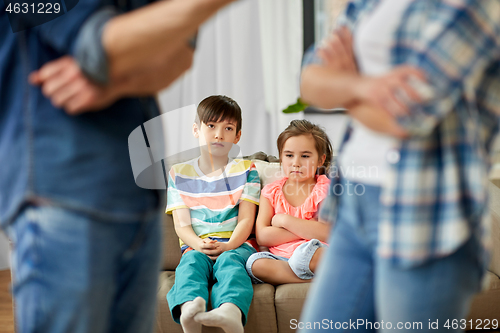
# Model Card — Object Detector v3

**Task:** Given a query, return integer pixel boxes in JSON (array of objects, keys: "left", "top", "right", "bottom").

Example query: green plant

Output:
[{"left": 282, "top": 98, "right": 308, "bottom": 113}]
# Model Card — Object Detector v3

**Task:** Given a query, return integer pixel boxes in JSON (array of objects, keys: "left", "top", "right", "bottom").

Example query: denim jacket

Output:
[{"left": 0, "top": 0, "right": 161, "bottom": 227}]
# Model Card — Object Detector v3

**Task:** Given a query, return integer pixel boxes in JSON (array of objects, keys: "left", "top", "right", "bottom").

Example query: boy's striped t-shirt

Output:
[{"left": 166, "top": 158, "right": 260, "bottom": 246}]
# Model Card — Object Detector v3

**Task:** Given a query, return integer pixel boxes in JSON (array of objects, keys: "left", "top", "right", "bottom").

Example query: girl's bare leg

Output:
[
  {"left": 251, "top": 258, "right": 307, "bottom": 285},
  {"left": 309, "top": 247, "right": 325, "bottom": 273}
]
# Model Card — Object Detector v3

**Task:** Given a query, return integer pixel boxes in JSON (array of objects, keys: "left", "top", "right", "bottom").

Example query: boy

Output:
[{"left": 166, "top": 95, "right": 260, "bottom": 333}]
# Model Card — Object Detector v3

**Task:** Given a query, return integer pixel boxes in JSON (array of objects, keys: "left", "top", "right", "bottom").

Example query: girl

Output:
[{"left": 246, "top": 119, "right": 332, "bottom": 285}]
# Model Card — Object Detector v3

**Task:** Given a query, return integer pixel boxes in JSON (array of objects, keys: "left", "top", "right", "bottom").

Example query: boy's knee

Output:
[
  {"left": 216, "top": 249, "right": 245, "bottom": 266},
  {"left": 181, "top": 250, "right": 211, "bottom": 265},
  {"left": 217, "top": 249, "right": 237, "bottom": 261}
]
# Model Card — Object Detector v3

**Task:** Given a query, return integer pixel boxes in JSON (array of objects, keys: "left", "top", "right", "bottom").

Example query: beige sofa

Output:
[{"left": 155, "top": 153, "right": 500, "bottom": 333}]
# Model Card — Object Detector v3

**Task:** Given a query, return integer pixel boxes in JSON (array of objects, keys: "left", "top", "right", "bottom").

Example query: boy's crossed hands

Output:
[
  {"left": 198, "top": 238, "right": 230, "bottom": 260},
  {"left": 173, "top": 203, "right": 256, "bottom": 261}
]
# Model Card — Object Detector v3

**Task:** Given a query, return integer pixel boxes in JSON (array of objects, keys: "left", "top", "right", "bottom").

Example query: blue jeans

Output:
[
  {"left": 5, "top": 205, "right": 162, "bottom": 333},
  {"left": 299, "top": 180, "right": 482, "bottom": 332}
]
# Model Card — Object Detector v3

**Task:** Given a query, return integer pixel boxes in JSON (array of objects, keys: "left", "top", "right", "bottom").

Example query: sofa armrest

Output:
[
  {"left": 162, "top": 214, "right": 181, "bottom": 271},
  {"left": 489, "top": 179, "right": 500, "bottom": 279}
]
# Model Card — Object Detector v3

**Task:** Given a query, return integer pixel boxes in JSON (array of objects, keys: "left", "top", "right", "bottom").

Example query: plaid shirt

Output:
[{"left": 308, "top": 0, "right": 500, "bottom": 267}]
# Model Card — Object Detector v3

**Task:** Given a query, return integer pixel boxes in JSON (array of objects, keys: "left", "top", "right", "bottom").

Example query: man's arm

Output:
[
  {"left": 116, "top": 43, "right": 194, "bottom": 96},
  {"left": 102, "top": 0, "right": 234, "bottom": 82},
  {"left": 29, "top": 0, "right": 235, "bottom": 114},
  {"left": 30, "top": 42, "right": 194, "bottom": 114}
]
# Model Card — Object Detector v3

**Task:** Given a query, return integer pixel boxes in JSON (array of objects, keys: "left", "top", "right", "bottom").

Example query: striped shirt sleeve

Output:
[
  {"left": 166, "top": 167, "right": 189, "bottom": 214},
  {"left": 241, "top": 162, "right": 260, "bottom": 205}
]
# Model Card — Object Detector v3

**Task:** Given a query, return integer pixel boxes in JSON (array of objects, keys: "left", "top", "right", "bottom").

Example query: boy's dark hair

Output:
[
  {"left": 277, "top": 119, "right": 333, "bottom": 175},
  {"left": 196, "top": 95, "right": 242, "bottom": 133}
]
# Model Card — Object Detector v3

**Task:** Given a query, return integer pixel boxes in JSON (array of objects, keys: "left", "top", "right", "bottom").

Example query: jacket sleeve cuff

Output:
[{"left": 74, "top": 7, "right": 119, "bottom": 85}]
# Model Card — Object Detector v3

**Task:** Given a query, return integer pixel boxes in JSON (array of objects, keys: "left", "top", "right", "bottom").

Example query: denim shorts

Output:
[{"left": 246, "top": 239, "right": 326, "bottom": 283}]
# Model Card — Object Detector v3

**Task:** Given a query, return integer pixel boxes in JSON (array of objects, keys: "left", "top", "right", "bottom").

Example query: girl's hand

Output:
[
  {"left": 353, "top": 66, "right": 427, "bottom": 117},
  {"left": 318, "top": 27, "right": 358, "bottom": 74},
  {"left": 271, "top": 214, "right": 288, "bottom": 228}
]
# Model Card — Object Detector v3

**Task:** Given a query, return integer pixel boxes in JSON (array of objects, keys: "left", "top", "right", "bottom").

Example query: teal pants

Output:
[{"left": 167, "top": 243, "right": 256, "bottom": 325}]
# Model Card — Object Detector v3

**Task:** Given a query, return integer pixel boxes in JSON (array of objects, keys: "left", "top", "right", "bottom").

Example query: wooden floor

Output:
[
  {"left": 0, "top": 269, "right": 14, "bottom": 333},
  {"left": 0, "top": 268, "right": 497, "bottom": 333}
]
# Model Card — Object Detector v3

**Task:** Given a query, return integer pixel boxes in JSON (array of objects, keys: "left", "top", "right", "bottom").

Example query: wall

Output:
[
  {"left": 303, "top": 112, "right": 349, "bottom": 154},
  {"left": 0, "top": 232, "right": 10, "bottom": 270}
]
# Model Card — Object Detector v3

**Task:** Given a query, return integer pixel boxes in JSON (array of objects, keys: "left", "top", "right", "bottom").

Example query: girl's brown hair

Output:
[{"left": 277, "top": 120, "right": 333, "bottom": 175}]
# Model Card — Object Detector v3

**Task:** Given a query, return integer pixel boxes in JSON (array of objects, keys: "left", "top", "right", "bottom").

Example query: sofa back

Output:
[
  {"left": 161, "top": 155, "right": 283, "bottom": 271},
  {"left": 488, "top": 178, "right": 500, "bottom": 278}
]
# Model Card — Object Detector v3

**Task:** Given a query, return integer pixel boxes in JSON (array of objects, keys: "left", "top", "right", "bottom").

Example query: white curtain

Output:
[{"left": 157, "top": 0, "right": 303, "bottom": 158}]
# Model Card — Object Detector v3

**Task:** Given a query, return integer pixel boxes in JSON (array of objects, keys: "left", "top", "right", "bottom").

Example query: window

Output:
[{"left": 303, "top": 0, "right": 350, "bottom": 51}]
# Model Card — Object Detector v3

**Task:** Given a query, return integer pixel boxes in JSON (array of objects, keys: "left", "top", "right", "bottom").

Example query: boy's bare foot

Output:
[
  {"left": 194, "top": 302, "right": 243, "bottom": 333},
  {"left": 180, "top": 297, "right": 206, "bottom": 333}
]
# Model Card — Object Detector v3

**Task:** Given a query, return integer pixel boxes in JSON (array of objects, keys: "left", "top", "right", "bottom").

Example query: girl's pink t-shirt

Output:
[{"left": 262, "top": 174, "right": 331, "bottom": 258}]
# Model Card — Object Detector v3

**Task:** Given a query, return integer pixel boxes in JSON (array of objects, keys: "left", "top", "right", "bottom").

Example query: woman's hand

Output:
[
  {"left": 317, "top": 27, "right": 430, "bottom": 119},
  {"left": 353, "top": 66, "right": 427, "bottom": 117},
  {"left": 318, "top": 27, "right": 358, "bottom": 74}
]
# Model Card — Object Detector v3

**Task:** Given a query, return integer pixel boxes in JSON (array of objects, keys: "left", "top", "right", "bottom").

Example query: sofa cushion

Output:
[
  {"left": 275, "top": 283, "right": 311, "bottom": 333},
  {"left": 466, "top": 271, "right": 500, "bottom": 330},
  {"left": 251, "top": 160, "right": 284, "bottom": 188},
  {"left": 156, "top": 271, "right": 278, "bottom": 333},
  {"left": 245, "top": 284, "right": 278, "bottom": 333}
]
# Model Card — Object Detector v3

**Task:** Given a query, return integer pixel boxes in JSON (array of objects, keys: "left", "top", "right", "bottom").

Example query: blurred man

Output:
[{"left": 0, "top": 0, "right": 235, "bottom": 332}]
